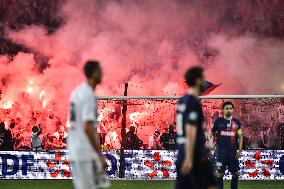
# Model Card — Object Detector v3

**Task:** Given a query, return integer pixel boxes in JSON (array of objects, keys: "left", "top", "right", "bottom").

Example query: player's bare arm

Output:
[
  {"left": 181, "top": 123, "right": 197, "bottom": 175},
  {"left": 84, "top": 120, "right": 107, "bottom": 168},
  {"left": 236, "top": 129, "right": 243, "bottom": 159},
  {"left": 209, "top": 131, "right": 217, "bottom": 150}
]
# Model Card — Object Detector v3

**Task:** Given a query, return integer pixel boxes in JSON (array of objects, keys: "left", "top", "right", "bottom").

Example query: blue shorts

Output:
[{"left": 216, "top": 155, "right": 239, "bottom": 173}]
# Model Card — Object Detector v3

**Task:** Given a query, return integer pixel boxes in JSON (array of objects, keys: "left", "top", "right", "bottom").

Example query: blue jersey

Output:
[
  {"left": 176, "top": 94, "right": 207, "bottom": 162},
  {"left": 212, "top": 117, "right": 241, "bottom": 156}
]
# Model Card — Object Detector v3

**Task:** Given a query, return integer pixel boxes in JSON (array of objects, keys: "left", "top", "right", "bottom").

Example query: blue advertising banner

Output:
[{"left": 0, "top": 150, "right": 284, "bottom": 180}]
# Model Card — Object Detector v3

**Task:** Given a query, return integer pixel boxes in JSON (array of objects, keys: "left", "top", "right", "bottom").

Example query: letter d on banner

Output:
[
  {"left": 0, "top": 154, "right": 19, "bottom": 177},
  {"left": 105, "top": 154, "right": 117, "bottom": 175}
]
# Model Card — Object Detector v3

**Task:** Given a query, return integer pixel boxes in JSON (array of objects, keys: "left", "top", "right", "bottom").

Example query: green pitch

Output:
[{"left": 0, "top": 180, "right": 283, "bottom": 189}]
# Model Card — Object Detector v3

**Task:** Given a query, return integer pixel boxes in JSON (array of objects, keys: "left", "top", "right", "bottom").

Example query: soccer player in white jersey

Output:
[{"left": 68, "top": 60, "right": 110, "bottom": 189}]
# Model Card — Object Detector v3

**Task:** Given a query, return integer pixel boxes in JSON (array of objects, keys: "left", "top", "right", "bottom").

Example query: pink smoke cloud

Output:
[
  {"left": 4, "top": 0, "right": 283, "bottom": 97},
  {"left": 0, "top": 0, "right": 284, "bottom": 148}
]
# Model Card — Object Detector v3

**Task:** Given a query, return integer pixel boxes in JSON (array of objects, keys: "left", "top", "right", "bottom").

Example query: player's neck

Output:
[
  {"left": 224, "top": 115, "right": 233, "bottom": 120},
  {"left": 87, "top": 80, "right": 97, "bottom": 90},
  {"left": 188, "top": 87, "right": 200, "bottom": 97}
]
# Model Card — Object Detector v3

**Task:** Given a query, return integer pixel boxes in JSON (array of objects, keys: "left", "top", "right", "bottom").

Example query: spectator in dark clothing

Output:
[
  {"left": 0, "top": 122, "right": 14, "bottom": 151},
  {"left": 160, "top": 124, "right": 177, "bottom": 150},
  {"left": 9, "top": 119, "right": 17, "bottom": 147},
  {"left": 9, "top": 119, "right": 16, "bottom": 130},
  {"left": 160, "top": 128, "right": 168, "bottom": 147},
  {"left": 125, "top": 126, "right": 143, "bottom": 150},
  {"left": 14, "top": 133, "right": 23, "bottom": 150}
]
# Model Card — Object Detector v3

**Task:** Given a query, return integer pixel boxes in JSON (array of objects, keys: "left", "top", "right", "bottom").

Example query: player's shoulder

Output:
[
  {"left": 178, "top": 95, "right": 199, "bottom": 113},
  {"left": 71, "top": 83, "right": 94, "bottom": 99},
  {"left": 75, "top": 83, "right": 93, "bottom": 94},
  {"left": 179, "top": 94, "right": 198, "bottom": 105},
  {"left": 232, "top": 117, "right": 241, "bottom": 125},
  {"left": 214, "top": 117, "right": 224, "bottom": 123}
]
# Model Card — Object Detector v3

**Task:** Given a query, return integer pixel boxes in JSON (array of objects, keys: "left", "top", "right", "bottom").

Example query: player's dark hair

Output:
[
  {"left": 222, "top": 101, "right": 234, "bottom": 109},
  {"left": 83, "top": 60, "right": 100, "bottom": 79},
  {"left": 184, "top": 66, "right": 204, "bottom": 87}
]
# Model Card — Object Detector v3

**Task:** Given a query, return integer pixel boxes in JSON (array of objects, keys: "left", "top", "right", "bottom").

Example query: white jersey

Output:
[{"left": 67, "top": 83, "right": 98, "bottom": 161}]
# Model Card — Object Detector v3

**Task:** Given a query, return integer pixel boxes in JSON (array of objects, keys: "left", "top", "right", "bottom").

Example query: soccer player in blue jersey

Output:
[
  {"left": 211, "top": 102, "right": 243, "bottom": 189},
  {"left": 175, "top": 67, "right": 217, "bottom": 189}
]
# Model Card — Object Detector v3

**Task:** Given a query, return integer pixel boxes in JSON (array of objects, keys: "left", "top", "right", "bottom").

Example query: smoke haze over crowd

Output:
[
  {"left": 1, "top": 0, "right": 284, "bottom": 97},
  {"left": 0, "top": 0, "right": 284, "bottom": 148}
]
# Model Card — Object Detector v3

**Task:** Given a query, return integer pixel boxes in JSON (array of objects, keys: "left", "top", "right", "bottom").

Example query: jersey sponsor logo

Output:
[{"left": 220, "top": 131, "right": 235, "bottom": 136}]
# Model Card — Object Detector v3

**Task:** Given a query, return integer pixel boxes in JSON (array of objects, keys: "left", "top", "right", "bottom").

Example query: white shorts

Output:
[{"left": 71, "top": 160, "right": 110, "bottom": 189}]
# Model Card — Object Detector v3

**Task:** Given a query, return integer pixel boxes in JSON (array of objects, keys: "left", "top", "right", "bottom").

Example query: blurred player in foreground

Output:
[
  {"left": 211, "top": 102, "right": 243, "bottom": 189},
  {"left": 175, "top": 66, "right": 217, "bottom": 189},
  {"left": 68, "top": 60, "right": 110, "bottom": 189}
]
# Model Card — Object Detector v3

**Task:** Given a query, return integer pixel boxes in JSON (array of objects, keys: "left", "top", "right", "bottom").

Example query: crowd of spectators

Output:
[
  {"left": 0, "top": 100, "right": 68, "bottom": 151},
  {"left": 97, "top": 98, "right": 284, "bottom": 151},
  {"left": 0, "top": 98, "right": 283, "bottom": 151},
  {"left": 0, "top": 120, "right": 67, "bottom": 151}
]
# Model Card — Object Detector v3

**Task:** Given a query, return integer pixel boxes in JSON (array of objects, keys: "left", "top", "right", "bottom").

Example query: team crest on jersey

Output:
[{"left": 232, "top": 122, "right": 238, "bottom": 129}]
